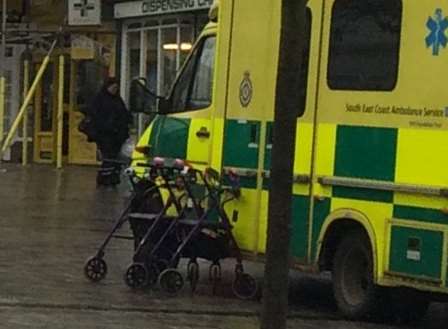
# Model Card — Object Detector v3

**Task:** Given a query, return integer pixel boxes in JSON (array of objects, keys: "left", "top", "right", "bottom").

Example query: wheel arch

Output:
[{"left": 315, "top": 209, "right": 378, "bottom": 280}]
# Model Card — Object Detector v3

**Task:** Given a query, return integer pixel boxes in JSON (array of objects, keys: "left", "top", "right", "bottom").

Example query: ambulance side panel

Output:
[{"left": 313, "top": 0, "right": 448, "bottom": 292}]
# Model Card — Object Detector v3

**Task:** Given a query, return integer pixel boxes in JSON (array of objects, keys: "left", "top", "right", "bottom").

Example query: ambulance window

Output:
[
  {"left": 169, "top": 36, "right": 216, "bottom": 113},
  {"left": 187, "top": 36, "right": 216, "bottom": 109},
  {"left": 327, "top": 0, "right": 402, "bottom": 91},
  {"left": 299, "top": 8, "right": 312, "bottom": 114}
]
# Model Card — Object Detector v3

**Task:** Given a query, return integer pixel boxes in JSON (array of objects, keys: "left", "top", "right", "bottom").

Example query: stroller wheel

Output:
[
  {"left": 159, "top": 269, "right": 184, "bottom": 296},
  {"left": 209, "top": 263, "right": 221, "bottom": 295},
  {"left": 187, "top": 261, "right": 199, "bottom": 293},
  {"left": 124, "top": 263, "right": 148, "bottom": 289},
  {"left": 232, "top": 273, "right": 258, "bottom": 300},
  {"left": 208, "top": 263, "right": 222, "bottom": 282},
  {"left": 84, "top": 256, "right": 107, "bottom": 282},
  {"left": 234, "top": 263, "right": 244, "bottom": 275}
]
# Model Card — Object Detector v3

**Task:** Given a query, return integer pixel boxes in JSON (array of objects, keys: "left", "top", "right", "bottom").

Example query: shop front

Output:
[
  {"left": 114, "top": 0, "right": 212, "bottom": 134},
  {"left": 16, "top": 0, "right": 117, "bottom": 166},
  {"left": 32, "top": 34, "right": 116, "bottom": 165},
  {"left": 0, "top": 0, "right": 117, "bottom": 165}
]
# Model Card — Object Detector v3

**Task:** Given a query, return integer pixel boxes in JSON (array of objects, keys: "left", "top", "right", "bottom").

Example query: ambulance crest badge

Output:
[{"left": 239, "top": 71, "right": 253, "bottom": 108}]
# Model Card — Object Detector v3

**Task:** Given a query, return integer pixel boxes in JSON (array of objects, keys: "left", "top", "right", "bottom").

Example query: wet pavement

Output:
[{"left": 0, "top": 163, "right": 447, "bottom": 328}]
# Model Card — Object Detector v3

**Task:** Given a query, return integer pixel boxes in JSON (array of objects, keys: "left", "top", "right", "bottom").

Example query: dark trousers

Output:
[{"left": 96, "top": 139, "right": 122, "bottom": 186}]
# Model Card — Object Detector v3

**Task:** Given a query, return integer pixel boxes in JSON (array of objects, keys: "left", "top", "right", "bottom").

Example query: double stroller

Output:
[{"left": 84, "top": 158, "right": 258, "bottom": 299}]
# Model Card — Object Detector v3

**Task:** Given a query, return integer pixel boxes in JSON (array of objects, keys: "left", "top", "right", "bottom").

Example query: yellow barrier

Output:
[
  {"left": 22, "top": 59, "right": 30, "bottom": 166},
  {"left": 56, "top": 55, "right": 64, "bottom": 169},
  {"left": 0, "top": 39, "right": 57, "bottom": 158}
]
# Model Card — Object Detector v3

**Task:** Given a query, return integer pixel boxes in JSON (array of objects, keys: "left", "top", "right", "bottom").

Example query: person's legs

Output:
[
  {"left": 109, "top": 141, "right": 123, "bottom": 185},
  {"left": 96, "top": 140, "right": 120, "bottom": 186}
]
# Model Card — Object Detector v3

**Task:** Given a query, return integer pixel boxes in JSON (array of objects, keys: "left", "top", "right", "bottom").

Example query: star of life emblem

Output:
[{"left": 426, "top": 8, "right": 448, "bottom": 56}]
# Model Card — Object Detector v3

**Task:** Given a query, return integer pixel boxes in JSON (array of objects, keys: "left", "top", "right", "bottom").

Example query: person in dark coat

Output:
[{"left": 91, "top": 77, "right": 132, "bottom": 186}]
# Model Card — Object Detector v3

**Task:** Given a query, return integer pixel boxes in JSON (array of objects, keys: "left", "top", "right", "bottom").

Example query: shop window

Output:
[
  {"left": 3, "top": 70, "right": 12, "bottom": 133},
  {"left": 128, "top": 31, "right": 141, "bottom": 81},
  {"left": 145, "top": 30, "right": 159, "bottom": 94},
  {"left": 180, "top": 25, "right": 194, "bottom": 66},
  {"left": 123, "top": 14, "right": 208, "bottom": 114},
  {"left": 127, "top": 23, "right": 142, "bottom": 29},
  {"left": 181, "top": 19, "right": 192, "bottom": 25},
  {"left": 327, "top": 0, "right": 402, "bottom": 91},
  {"left": 195, "top": 14, "right": 209, "bottom": 37},
  {"left": 40, "top": 65, "right": 54, "bottom": 132},
  {"left": 5, "top": 47, "right": 13, "bottom": 57},
  {"left": 63, "top": 58, "right": 71, "bottom": 104},
  {"left": 162, "top": 18, "right": 177, "bottom": 25},
  {"left": 144, "top": 20, "right": 158, "bottom": 27},
  {"left": 76, "top": 60, "right": 103, "bottom": 113}
]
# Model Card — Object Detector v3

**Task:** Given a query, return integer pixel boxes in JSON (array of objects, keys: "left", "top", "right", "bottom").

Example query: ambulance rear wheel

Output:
[{"left": 333, "top": 233, "right": 385, "bottom": 320}]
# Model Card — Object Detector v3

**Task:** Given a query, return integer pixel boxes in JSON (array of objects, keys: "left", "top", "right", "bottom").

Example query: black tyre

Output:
[
  {"left": 159, "top": 269, "right": 184, "bottom": 296},
  {"left": 232, "top": 273, "right": 258, "bottom": 300},
  {"left": 84, "top": 257, "right": 107, "bottom": 282},
  {"left": 209, "top": 263, "right": 221, "bottom": 295},
  {"left": 124, "top": 263, "right": 148, "bottom": 289},
  {"left": 333, "top": 233, "right": 385, "bottom": 320},
  {"left": 187, "top": 261, "right": 200, "bottom": 293}
]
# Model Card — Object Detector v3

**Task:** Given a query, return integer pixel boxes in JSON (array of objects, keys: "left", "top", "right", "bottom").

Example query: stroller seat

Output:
[
  {"left": 128, "top": 213, "right": 159, "bottom": 221},
  {"left": 129, "top": 213, "right": 177, "bottom": 221}
]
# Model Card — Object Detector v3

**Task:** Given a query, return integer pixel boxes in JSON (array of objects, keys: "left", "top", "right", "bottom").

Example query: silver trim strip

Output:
[
  {"left": 223, "top": 167, "right": 310, "bottom": 184},
  {"left": 223, "top": 167, "right": 258, "bottom": 178},
  {"left": 318, "top": 176, "right": 448, "bottom": 198},
  {"left": 384, "top": 271, "right": 442, "bottom": 285}
]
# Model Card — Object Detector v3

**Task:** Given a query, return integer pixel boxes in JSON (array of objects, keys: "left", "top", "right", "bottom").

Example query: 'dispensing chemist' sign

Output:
[{"left": 114, "top": 0, "right": 213, "bottom": 19}]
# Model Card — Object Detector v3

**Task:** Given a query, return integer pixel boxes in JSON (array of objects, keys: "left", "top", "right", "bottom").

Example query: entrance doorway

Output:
[
  {"left": 33, "top": 56, "right": 100, "bottom": 165},
  {"left": 33, "top": 58, "right": 66, "bottom": 163},
  {"left": 68, "top": 60, "right": 101, "bottom": 165}
]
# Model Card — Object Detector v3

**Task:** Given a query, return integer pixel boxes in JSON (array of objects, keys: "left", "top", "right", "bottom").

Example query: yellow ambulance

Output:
[{"left": 131, "top": 0, "right": 448, "bottom": 321}]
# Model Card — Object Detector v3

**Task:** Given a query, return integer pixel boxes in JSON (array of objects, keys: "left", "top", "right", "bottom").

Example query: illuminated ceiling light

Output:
[
  {"left": 163, "top": 43, "right": 178, "bottom": 50},
  {"left": 180, "top": 43, "right": 192, "bottom": 51},
  {"left": 162, "top": 43, "right": 192, "bottom": 51}
]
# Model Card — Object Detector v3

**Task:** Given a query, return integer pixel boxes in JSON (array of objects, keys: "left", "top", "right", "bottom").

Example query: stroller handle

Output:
[{"left": 135, "top": 159, "right": 241, "bottom": 200}]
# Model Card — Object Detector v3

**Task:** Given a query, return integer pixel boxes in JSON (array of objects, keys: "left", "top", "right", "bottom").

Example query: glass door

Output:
[
  {"left": 33, "top": 56, "right": 72, "bottom": 164},
  {"left": 34, "top": 61, "right": 56, "bottom": 163},
  {"left": 145, "top": 30, "right": 159, "bottom": 94},
  {"left": 68, "top": 60, "right": 100, "bottom": 165}
]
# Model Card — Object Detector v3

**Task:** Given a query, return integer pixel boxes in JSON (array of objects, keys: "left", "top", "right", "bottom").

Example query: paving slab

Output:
[{"left": 0, "top": 164, "right": 447, "bottom": 328}]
